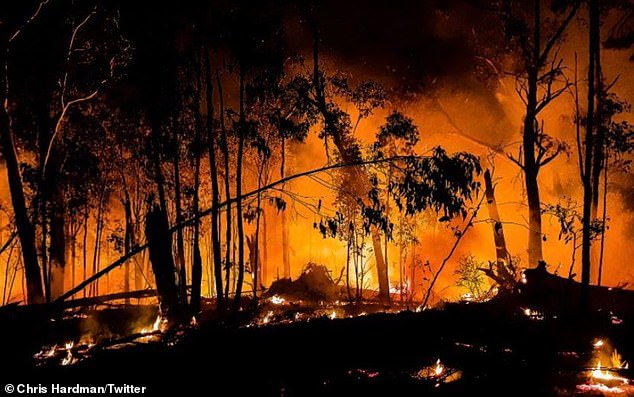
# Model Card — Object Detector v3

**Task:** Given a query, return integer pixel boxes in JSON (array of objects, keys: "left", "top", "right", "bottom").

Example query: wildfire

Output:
[
  {"left": 61, "top": 342, "right": 74, "bottom": 366},
  {"left": 269, "top": 295, "right": 286, "bottom": 305},
  {"left": 329, "top": 310, "right": 337, "bottom": 320},
  {"left": 434, "top": 359, "right": 444, "bottom": 376},
  {"left": 262, "top": 311, "right": 274, "bottom": 324},
  {"left": 416, "top": 358, "right": 462, "bottom": 387},
  {"left": 521, "top": 307, "right": 544, "bottom": 320},
  {"left": 578, "top": 338, "right": 633, "bottom": 394}
]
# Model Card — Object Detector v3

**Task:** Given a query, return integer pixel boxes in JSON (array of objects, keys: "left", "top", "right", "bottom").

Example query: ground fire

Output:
[{"left": 1, "top": 0, "right": 634, "bottom": 395}]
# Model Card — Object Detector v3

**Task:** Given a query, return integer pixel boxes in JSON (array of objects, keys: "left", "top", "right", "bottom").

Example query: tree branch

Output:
[
  {"left": 43, "top": 85, "right": 102, "bottom": 175},
  {"left": 539, "top": 1, "right": 581, "bottom": 65}
]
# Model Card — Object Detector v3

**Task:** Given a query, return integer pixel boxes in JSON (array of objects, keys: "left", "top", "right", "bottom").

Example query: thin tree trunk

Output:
[
  {"left": 280, "top": 138, "right": 291, "bottom": 279},
  {"left": 82, "top": 207, "right": 88, "bottom": 298},
  {"left": 71, "top": 227, "right": 76, "bottom": 291},
  {"left": 204, "top": 47, "right": 223, "bottom": 311},
  {"left": 233, "top": 66, "right": 246, "bottom": 312},
  {"left": 216, "top": 69, "right": 232, "bottom": 304},
  {"left": 171, "top": 128, "right": 187, "bottom": 303},
  {"left": 191, "top": 136, "right": 203, "bottom": 313},
  {"left": 123, "top": 189, "right": 134, "bottom": 305},
  {"left": 581, "top": 0, "right": 599, "bottom": 306},
  {"left": 597, "top": 144, "right": 608, "bottom": 286},
  {"left": 590, "top": 5, "right": 604, "bottom": 284},
  {"left": 346, "top": 234, "right": 352, "bottom": 302},
  {"left": 524, "top": 79, "right": 543, "bottom": 267},
  {"left": 91, "top": 188, "right": 106, "bottom": 297},
  {"left": 262, "top": 208, "right": 268, "bottom": 287},
  {"left": 524, "top": 0, "right": 544, "bottom": 268}
]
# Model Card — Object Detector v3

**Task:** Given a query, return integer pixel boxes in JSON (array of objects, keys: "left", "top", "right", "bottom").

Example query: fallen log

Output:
[{"left": 61, "top": 289, "right": 157, "bottom": 309}]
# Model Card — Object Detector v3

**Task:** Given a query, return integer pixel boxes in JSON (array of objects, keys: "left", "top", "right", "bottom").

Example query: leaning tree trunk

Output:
[
  {"left": 146, "top": 205, "right": 181, "bottom": 326},
  {"left": 0, "top": 100, "right": 43, "bottom": 304}
]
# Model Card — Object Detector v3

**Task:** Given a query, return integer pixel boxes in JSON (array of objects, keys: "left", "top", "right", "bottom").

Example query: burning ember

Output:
[
  {"left": 262, "top": 311, "right": 275, "bottom": 324},
  {"left": 577, "top": 338, "right": 633, "bottom": 394},
  {"left": 416, "top": 359, "right": 462, "bottom": 387},
  {"left": 521, "top": 307, "right": 545, "bottom": 320},
  {"left": 61, "top": 342, "right": 74, "bottom": 366},
  {"left": 269, "top": 295, "right": 286, "bottom": 305}
]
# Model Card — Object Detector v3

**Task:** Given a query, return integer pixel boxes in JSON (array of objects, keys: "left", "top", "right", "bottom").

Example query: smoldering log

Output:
[{"left": 521, "top": 263, "right": 634, "bottom": 314}]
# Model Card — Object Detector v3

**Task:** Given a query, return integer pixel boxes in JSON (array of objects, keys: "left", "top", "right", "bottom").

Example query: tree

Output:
[{"left": 501, "top": 0, "right": 579, "bottom": 267}]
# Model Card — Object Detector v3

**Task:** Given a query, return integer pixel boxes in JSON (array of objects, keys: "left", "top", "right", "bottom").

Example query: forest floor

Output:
[{"left": 3, "top": 292, "right": 634, "bottom": 397}]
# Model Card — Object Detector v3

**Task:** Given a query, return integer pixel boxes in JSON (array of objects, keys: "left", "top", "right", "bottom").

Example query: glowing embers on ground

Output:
[
  {"left": 416, "top": 358, "right": 462, "bottom": 388},
  {"left": 577, "top": 338, "right": 634, "bottom": 395},
  {"left": 269, "top": 295, "right": 286, "bottom": 305},
  {"left": 34, "top": 338, "right": 95, "bottom": 367},
  {"left": 34, "top": 314, "right": 167, "bottom": 367},
  {"left": 521, "top": 307, "right": 545, "bottom": 320}
]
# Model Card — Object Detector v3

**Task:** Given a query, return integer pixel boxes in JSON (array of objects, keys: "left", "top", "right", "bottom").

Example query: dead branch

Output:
[{"left": 420, "top": 193, "right": 487, "bottom": 309}]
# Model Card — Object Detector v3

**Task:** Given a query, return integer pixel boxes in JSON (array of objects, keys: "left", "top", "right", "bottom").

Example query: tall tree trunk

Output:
[
  {"left": 0, "top": 103, "right": 43, "bottom": 303},
  {"left": 280, "top": 139, "right": 291, "bottom": 279},
  {"left": 204, "top": 47, "right": 223, "bottom": 311},
  {"left": 216, "top": 70, "right": 232, "bottom": 304},
  {"left": 171, "top": 129, "right": 187, "bottom": 302},
  {"left": 123, "top": 189, "right": 134, "bottom": 305},
  {"left": 522, "top": 0, "right": 544, "bottom": 268},
  {"left": 524, "top": 1, "right": 543, "bottom": 267},
  {"left": 582, "top": 0, "right": 600, "bottom": 306},
  {"left": 191, "top": 133, "right": 203, "bottom": 313},
  {"left": 146, "top": 205, "right": 181, "bottom": 326},
  {"left": 253, "top": 192, "right": 263, "bottom": 301},
  {"left": 70, "top": 227, "right": 76, "bottom": 291},
  {"left": 597, "top": 144, "right": 608, "bottom": 286},
  {"left": 82, "top": 207, "right": 88, "bottom": 298},
  {"left": 91, "top": 188, "right": 106, "bottom": 297},
  {"left": 189, "top": 46, "right": 204, "bottom": 314},
  {"left": 262, "top": 208, "right": 268, "bottom": 286},
  {"left": 590, "top": 6, "right": 604, "bottom": 284},
  {"left": 233, "top": 67, "right": 246, "bottom": 312}
]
